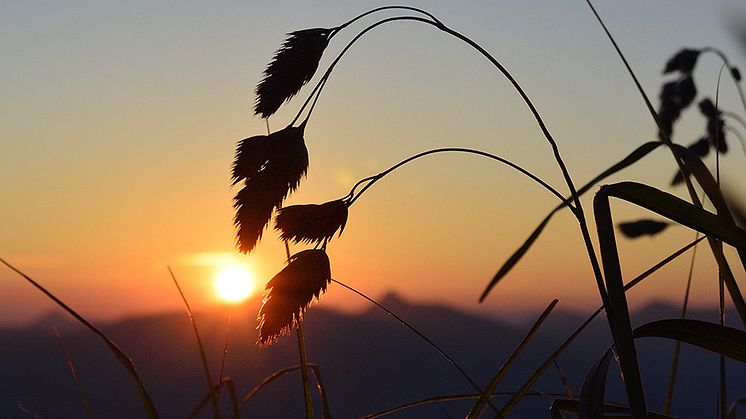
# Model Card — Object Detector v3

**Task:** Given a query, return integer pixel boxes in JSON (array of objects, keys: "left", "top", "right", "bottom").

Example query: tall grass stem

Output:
[
  {"left": 168, "top": 266, "right": 221, "bottom": 418},
  {"left": 0, "top": 257, "right": 160, "bottom": 419}
]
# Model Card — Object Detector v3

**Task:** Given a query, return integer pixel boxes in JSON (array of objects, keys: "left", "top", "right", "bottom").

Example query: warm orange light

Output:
[{"left": 214, "top": 265, "right": 256, "bottom": 303}]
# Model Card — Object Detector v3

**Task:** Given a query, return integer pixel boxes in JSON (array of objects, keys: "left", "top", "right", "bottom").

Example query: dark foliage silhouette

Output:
[
  {"left": 657, "top": 76, "right": 697, "bottom": 140},
  {"left": 254, "top": 29, "right": 333, "bottom": 118},
  {"left": 232, "top": 124, "right": 309, "bottom": 253},
  {"left": 663, "top": 48, "right": 700, "bottom": 74},
  {"left": 618, "top": 219, "right": 669, "bottom": 238},
  {"left": 257, "top": 249, "right": 331, "bottom": 345},
  {"left": 275, "top": 199, "right": 349, "bottom": 246}
]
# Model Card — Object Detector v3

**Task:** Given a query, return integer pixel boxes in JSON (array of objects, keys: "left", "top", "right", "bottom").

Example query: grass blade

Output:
[
  {"left": 53, "top": 327, "right": 95, "bottom": 419},
  {"left": 0, "top": 257, "right": 160, "bottom": 419},
  {"left": 364, "top": 391, "right": 559, "bottom": 419},
  {"left": 332, "top": 279, "right": 497, "bottom": 413},
  {"left": 593, "top": 190, "right": 647, "bottom": 417},
  {"left": 187, "top": 378, "right": 241, "bottom": 419},
  {"left": 240, "top": 364, "right": 316, "bottom": 408},
  {"left": 467, "top": 299, "right": 558, "bottom": 418},
  {"left": 500, "top": 235, "right": 701, "bottom": 417},
  {"left": 634, "top": 319, "right": 746, "bottom": 362},
  {"left": 603, "top": 181, "right": 746, "bottom": 327},
  {"left": 728, "top": 398, "right": 746, "bottom": 419},
  {"left": 308, "top": 365, "right": 331, "bottom": 419},
  {"left": 664, "top": 231, "right": 701, "bottom": 415},
  {"left": 498, "top": 310, "right": 601, "bottom": 417},
  {"left": 168, "top": 267, "right": 220, "bottom": 419},
  {"left": 551, "top": 398, "right": 675, "bottom": 419},
  {"left": 603, "top": 182, "right": 746, "bottom": 249},
  {"left": 481, "top": 141, "right": 661, "bottom": 301},
  {"left": 584, "top": 0, "right": 746, "bottom": 332},
  {"left": 216, "top": 315, "right": 232, "bottom": 413},
  {"left": 578, "top": 347, "right": 614, "bottom": 419}
]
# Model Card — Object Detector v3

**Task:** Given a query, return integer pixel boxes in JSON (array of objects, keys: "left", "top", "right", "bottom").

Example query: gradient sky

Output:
[{"left": 3, "top": 1, "right": 746, "bottom": 326}]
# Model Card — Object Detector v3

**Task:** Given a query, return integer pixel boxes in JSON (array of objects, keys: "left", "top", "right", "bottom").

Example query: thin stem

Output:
[
  {"left": 308, "top": 365, "right": 332, "bottom": 419},
  {"left": 701, "top": 46, "right": 746, "bottom": 117},
  {"left": 268, "top": 114, "right": 314, "bottom": 419},
  {"left": 53, "top": 327, "right": 95, "bottom": 419},
  {"left": 291, "top": 11, "right": 608, "bottom": 313},
  {"left": 0, "top": 257, "right": 160, "bottom": 419},
  {"left": 331, "top": 278, "right": 499, "bottom": 414},
  {"left": 333, "top": 5, "right": 440, "bottom": 33},
  {"left": 295, "top": 326, "right": 314, "bottom": 419},
  {"left": 362, "top": 392, "right": 562, "bottom": 419},
  {"left": 168, "top": 267, "right": 221, "bottom": 419},
  {"left": 216, "top": 314, "right": 232, "bottom": 410},
  {"left": 664, "top": 231, "right": 700, "bottom": 415},
  {"left": 291, "top": 16, "right": 437, "bottom": 126},
  {"left": 715, "top": 66, "right": 728, "bottom": 419},
  {"left": 346, "top": 147, "right": 569, "bottom": 208}
]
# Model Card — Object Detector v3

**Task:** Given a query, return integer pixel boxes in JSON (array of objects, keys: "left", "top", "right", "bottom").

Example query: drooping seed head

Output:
[
  {"left": 254, "top": 28, "right": 332, "bottom": 118},
  {"left": 257, "top": 249, "right": 331, "bottom": 345},
  {"left": 233, "top": 125, "right": 309, "bottom": 252},
  {"left": 275, "top": 199, "right": 349, "bottom": 245},
  {"left": 657, "top": 76, "right": 697, "bottom": 140},
  {"left": 663, "top": 49, "right": 700, "bottom": 74},
  {"left": 618, "top": 219, "right": 669, "bottom": 238}
]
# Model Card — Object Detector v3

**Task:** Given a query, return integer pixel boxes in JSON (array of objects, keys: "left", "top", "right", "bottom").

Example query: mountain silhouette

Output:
[{"left": 1, "top": 294, "right": 743, "bottom": 418}]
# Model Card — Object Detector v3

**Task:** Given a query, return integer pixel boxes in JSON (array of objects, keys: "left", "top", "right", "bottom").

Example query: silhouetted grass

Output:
[{"left": 5, "top": 2, "right": 746, "bottom": 418}]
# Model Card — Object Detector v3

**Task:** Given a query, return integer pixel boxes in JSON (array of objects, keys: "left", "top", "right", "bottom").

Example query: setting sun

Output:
[{"left": 214, "top": 265, "right": 256, "bottom": 303}]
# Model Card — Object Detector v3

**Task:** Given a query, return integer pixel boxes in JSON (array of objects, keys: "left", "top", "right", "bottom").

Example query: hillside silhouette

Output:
[{"left": 1, "top": 295, "right": 743, "bottom": 418}]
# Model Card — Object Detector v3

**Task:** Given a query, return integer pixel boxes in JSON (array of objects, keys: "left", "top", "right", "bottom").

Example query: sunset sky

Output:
[{"left": 3, "top": 1, "right": 746, "bottom": 326}]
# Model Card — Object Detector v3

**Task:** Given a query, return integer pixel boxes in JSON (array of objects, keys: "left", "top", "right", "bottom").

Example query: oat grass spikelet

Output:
[
  {"left": 233, "top": 124, "right": 309, "bottom": 252},
  {"left": 254, "top": 28, "right": 333, "bottom": 118},
  {"left": 275, "top": 199, "right": 349, "bottom": 245},
  {"left": 663, "top": 48, "right": 700, "bottom": 74},
  {"left": 258, "top": 249, "right": 331, "bottom": 345},
  {"left": 618, "top": 219, "right": 669, "bottom": 238}
]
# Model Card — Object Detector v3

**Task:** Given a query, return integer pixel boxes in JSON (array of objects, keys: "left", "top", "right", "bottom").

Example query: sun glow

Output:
[{"left": 214, "top": 265, "right": 256, "bottom": 303}]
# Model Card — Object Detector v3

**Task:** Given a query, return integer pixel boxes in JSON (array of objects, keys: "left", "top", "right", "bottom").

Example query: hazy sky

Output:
[{"left": 3, "top": 1, "right": 746, "bottom": 325}]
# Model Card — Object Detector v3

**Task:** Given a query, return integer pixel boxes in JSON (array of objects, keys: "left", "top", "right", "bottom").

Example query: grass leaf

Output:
[
  {"left": 467, "top": 299, "right": 558, "bottom": 417},
  {"left": 0, "top": 258, "right": 160, "bottom": 419},
  {"left": 593, "top": 190, "right": 648, "bottom": 417},
  {"left": 602, "top": 182, "right": 746, "bottom": 249},
  {"left": 634, "top": 319, "right": 746, "bottom": 362},
  {"left": 550, "top": 398, "right": 675, "bottom": 418},
  {"left": 481, "top": 141, "right": 661, "bottom": 302},
  {"left": 578, "top": 347, "right": 614, "bottom": 419}
]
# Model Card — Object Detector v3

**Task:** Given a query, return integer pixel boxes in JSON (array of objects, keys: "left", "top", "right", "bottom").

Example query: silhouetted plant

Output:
[
  {"left": 254, "top": 29, "right": 333, "bottom": 119},
  {"left": 275, "top": 199, "right": 349, "bottom": 246},
  {"left": 258, "top": 249, "right": 331, "bottom": 345},
  {"left": 232, "top": 123, "right": 309, "bottom": 253},
  {"left": 618, "top": 219, "right": 669, "bottom": 238},
  {"left": 232, "top": 5, "right": 746, "bottom": 418}
]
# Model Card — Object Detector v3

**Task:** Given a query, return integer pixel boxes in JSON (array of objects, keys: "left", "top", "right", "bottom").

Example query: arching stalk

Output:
[
  {"left": 343, "top": 147, "right": 569, "bottom": 207},
  {"left": 287, "top": 12, "right": 607, "bottom": 310}
]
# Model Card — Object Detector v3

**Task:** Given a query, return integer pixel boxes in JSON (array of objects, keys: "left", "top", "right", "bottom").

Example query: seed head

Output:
[
  {"left": 257, "top": 249, "right": 332, "bottom": 345},
  {"left": 275, "top": 200, "right": 349, "bottom": 246},
  {"left": 233, "top": 125, "right": 309, "bottom": 252},
  {"left": 618, "top": 220, "right": 669, "bottom": 238},
  {"left": 254, "top": 28, "right": 332, "bottom": 118},
  {"left": 663, "top": 49, "right": 700, "bottom": 74}
]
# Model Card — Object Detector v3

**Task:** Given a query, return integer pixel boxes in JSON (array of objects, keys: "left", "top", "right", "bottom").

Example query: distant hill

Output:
[{"left": 0, "top": 294, "right": 743, "bottom": 418}]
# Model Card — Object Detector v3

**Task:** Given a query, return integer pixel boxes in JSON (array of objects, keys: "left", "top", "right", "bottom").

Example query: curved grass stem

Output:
[
  {"left": 0, "top": 257, "right": 160, "bottom": 419},
  {"left": 345, "top": 147, "right": 569, "bottom": 207},
  {"left": 168, "top": 267, "right": 220, "bottom": 419},
  {"left": 331, "top": 278, "right": 499, "bottom": 415}
]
